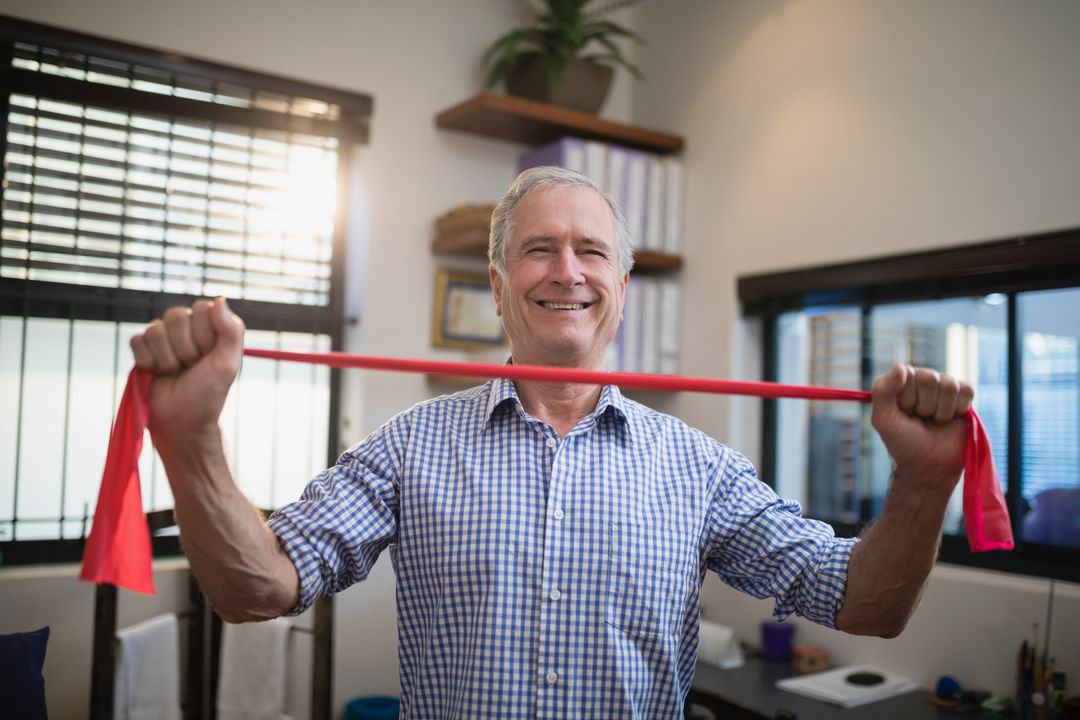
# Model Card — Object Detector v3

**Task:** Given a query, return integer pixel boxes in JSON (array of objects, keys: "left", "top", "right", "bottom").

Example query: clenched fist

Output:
[
  {"left": 130, "top": 297, "right": 244, "bottom": 439},
  {"left": 871, "top": 363, "right": 975, "bottom": 490}
]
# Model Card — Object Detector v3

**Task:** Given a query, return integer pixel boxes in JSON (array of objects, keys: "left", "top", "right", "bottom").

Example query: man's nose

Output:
[{"left": 550, "top": 247, "right": 585, "bottom": 285}]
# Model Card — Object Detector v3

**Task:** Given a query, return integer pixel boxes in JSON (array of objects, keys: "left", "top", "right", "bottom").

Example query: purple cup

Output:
[{"left": 761, "top": 621, "right": 796, "bottom": 661}]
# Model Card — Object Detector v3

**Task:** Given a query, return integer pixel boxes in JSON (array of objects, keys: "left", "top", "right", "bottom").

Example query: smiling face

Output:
[{"left": 490, "top": 184, "right": 629, "bottom": 369}]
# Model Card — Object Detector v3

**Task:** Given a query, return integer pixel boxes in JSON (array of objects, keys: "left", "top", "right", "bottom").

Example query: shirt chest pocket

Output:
[{"left": 606, "top": 519, "right": 696, "bottom": 638}]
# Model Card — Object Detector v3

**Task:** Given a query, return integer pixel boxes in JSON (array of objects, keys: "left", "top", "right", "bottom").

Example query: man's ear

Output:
[{"left": 489, "top": 264, "right": 503, "bottom": 316}]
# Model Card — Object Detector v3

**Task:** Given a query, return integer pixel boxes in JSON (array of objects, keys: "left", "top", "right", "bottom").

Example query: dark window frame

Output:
[
  {"left": 741, "top": 226, "right": 1080, "bottom": 583},
  {"left": 0, "top": 15, "right": 373, "bottom": 565}
]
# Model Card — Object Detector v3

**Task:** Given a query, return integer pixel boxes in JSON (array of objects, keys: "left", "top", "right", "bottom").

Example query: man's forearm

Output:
[
  {"left": 835, "top": 469, "right": 953, "bottom": 637},
  {"left": 156, "top": 426, "right": 300, "bottom": 622}
]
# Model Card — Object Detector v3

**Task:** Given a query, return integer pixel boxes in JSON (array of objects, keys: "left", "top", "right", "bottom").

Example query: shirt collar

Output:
[
  {"left": 484, "top": 375, "right": 632, "bottom": 441},
  {"left": 485, "top": 376, "right": 521, "bottom": 419}
]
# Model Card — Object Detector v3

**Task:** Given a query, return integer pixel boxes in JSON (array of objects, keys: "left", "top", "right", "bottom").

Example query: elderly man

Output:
[{"left": 131, "top": 166, "right": 973, "bottom": 718}]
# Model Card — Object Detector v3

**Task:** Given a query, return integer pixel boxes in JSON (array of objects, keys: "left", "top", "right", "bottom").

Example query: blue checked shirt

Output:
[{"left": 269, "top": 379, "right": 857, "bottom": 719}]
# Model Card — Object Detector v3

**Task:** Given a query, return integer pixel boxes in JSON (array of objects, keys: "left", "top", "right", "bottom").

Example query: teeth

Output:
[{"left": 542, "top": 302, "right": 586, "bottom": 310}]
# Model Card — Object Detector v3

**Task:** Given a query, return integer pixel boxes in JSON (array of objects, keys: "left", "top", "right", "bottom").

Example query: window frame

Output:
[
  {"left": 740, "top": 227, "right": 1080, "bottom": 583},
  {"left": 0, "top": 15, "right": 372, "bottom": 564}
]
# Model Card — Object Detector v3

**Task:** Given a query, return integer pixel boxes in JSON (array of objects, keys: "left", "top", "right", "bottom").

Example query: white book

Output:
[
  {"left": 623, "top": 150, "right": 649, "bottom": 251},
  {"left": 640, "top": 277, "right": 660, "bottom": 374},
  {"left": 620, "top": 276, "right": 642, "bottom": 373},
  {"left": 605, "top": 339, "right": 621, "bottom": 373},
  {"left": 663, "top": 155, "right": 685, "bottom": 255},
  {"left": 605, "top": 144, "right": 628, "bottom": 205},
  {"left": 644, "top": 155, "right": 666, "bottom": 252},
  {"left": 584, "top": 140, "right": 608, "bottom": 196},
  {"left": 516, "top": 137, "right": 587, "bottom": 174},
  {"left": 659, "top": 279, "right": 681, "bottom": 374},
  {"left": 566, "top": 141, "right": 586, "bottom": 173}
]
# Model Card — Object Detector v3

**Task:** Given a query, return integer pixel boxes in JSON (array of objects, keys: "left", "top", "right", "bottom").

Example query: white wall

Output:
[
  {"left": 4, "top": 0, "right": 1080, "bottom": 714},
  {"left": 633, "top": 0, "right": 1080, "bottom": 446},
  {"left": 0, "top": 560, "right": 188, "bottom": 717},
  {"left": 632, "top": 0, "right": 1080, "bottom": 698},
  {"left": 0, "top": 1, "right": 637, "bottom": 717}
]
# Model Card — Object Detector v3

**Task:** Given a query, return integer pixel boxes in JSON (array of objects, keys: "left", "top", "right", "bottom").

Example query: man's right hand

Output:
[
  {"left": 131, "top": 298, "right": 299, "bottom": 621},
  {"left": 130, "top": 297, "right": 244, "bottom": 437}
]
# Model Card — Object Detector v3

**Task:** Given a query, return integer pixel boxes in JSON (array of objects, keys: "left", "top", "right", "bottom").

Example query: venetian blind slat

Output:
[{"left": 2, "top": 89, "right": 337, "bottom": 305}]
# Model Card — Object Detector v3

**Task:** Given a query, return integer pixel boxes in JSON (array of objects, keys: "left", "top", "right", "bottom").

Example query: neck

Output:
[{"left": 514, "top": 380, "right": 603, "bottom": 438}]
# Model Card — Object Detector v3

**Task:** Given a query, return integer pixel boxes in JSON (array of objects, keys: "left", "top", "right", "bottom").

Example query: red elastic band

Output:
[
  {"left": 242, "top": 348, "right": 874, "bottom": 401},
  {"left": 80, "top": 350, "right": 1013, "bottom": 594}
]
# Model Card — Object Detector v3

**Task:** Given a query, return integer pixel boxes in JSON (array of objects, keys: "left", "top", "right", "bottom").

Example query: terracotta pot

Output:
[{"left": 505, "top": 53, "right": 615, "bottom": 114}]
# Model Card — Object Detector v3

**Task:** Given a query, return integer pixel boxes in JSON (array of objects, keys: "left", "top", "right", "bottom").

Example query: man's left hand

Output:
[
  {"left": 839, "top": 364, "right": 975, "bottom": 637},
  {"left": 871, "top": 363, "right": 974, "bottom": 490}
]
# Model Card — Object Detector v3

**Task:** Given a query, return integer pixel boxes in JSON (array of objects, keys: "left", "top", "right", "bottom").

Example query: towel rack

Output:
[{"left": 89, "top": 509, "right": 335, "bottom": 720}]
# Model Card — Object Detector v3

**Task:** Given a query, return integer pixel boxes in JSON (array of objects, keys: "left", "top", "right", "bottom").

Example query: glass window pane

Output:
[
  {"left": 0, "top": 317, "right": 25, "bottom": 535},
  {"left": 869, "top": 297, "right": 1008, "bottom": 535},
  {"left": 16, "top": 318, "right": 69, "bottom": 540},
  {"left": 1018, "top": 288, "right": 1080, "bottom": 548},
  {"left": 0, "top": 317, "right": 333, "bottom": 542},
  {"left": 775, "top": 307, "right": 863, "bottom": 522},
  {"left": 63, "top": 321, "right": 120, "bottom": 536}
]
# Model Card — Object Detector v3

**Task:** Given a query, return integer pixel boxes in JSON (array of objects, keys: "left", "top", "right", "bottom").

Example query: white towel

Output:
[
  {"left": 113, "top": 613, "right": 181, "bottom": 720},
  {"left": 216, "top": 618, "right": 292, "bottom": 720},
  {"left": 698, "top": 620, "right": 745, "bottom": 670}
]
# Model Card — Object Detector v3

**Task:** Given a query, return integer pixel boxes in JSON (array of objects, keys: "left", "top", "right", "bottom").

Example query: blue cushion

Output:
[{"left": 0, "top": 626, "right": 49, "bottom": 718}]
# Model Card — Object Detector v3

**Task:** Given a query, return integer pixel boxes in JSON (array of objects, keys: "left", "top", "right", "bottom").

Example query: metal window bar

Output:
[
  {"left": 58, "top": 311, "right": 74, "bottom": 537},
  {"left": 8, "top": 309, "right": 28, "bottom": 541},
  {"left": 1007, "top": 292, "right": 1023, "bottom": 537}
]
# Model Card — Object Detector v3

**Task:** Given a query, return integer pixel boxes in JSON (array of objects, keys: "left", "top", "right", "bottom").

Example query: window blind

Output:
[
  {"left": 3, "top": 40, "right": 343, "bottom": 306},
  {"left": 0, "top": 15, "right": 372, "bottom": 564}
]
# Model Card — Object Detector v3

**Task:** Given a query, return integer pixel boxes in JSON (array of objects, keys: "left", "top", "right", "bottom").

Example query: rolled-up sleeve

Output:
[
  {"left": 703, "top": 452, "right": 858, "bottom": 629},
  {"left": 267, "top": 414, "right": 405, "bottom": 615}
]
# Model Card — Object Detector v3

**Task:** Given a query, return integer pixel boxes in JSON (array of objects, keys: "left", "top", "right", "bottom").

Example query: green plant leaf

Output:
[
  {"left": 480, "top": 0, "right": 648, "bottom": 89},
  {"left": 581, "top": 20, "right": 644, "bottom": 45},
  {"left": 595, "top": 34, "right": 643, "bottom": 74},
  {"left": 582, "top": 52, "right": 644, "bottom": 82},
  {"left": 583, "top": 0, "right": 643, "bottom": 22},
  {"left": 481, "top": 28, "right": 551, "bottom": 88}
]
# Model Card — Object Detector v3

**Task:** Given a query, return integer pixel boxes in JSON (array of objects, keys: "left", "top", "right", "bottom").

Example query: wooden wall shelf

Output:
[
  {"left": 435, "top": 92, "right": 684, "bottom": 154},
  {"left": 631, "top": 250, "right": 683, "bottom": 272}
]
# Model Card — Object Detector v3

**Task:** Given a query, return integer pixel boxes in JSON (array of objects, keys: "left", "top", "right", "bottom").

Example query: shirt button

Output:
[
  {"left": 549, "top": 588, "right": 562, "bottom": 601},
  {"left": 545, "top": 438, "right": 556, "bottom": 449},
  {"left": 553, "top": 508, "right": 564, "bottom": 520},
  {"left": 545, "top": 671, "right": 558, "bottom": 686}
]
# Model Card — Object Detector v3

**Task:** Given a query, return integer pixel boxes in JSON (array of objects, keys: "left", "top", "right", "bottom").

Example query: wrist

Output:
[
  {"left": 152, "top": 424, "right": 229, "bottom": 488},
  {"left": 880, "top": 468, "right": 956, "bottom": 526},
  {"left": 890, "top": 463, "right": 961, "bottom": 497}
]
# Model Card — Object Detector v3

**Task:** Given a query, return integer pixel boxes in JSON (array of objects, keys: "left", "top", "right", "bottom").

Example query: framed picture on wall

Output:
[{"left": 431, "top": 269, "right": 505, "bottom": 349}]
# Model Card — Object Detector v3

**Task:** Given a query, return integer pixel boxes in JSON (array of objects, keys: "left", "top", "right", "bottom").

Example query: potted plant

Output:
[{"left": 481, "top": 0, "right": 644, "bottom": 114}]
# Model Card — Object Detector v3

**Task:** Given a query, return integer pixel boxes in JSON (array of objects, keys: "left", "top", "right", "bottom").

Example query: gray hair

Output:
[{"left": 488, "top": 165, "right": 635, "bottom": 276}]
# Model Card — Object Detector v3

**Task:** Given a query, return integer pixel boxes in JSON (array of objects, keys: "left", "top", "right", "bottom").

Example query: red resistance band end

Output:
[
  {"left": 79, "top": 368, "right": 156, "bottom": 595},
  {"left": 963, "top": 409, "right": 1015, "bottom": 552}
]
